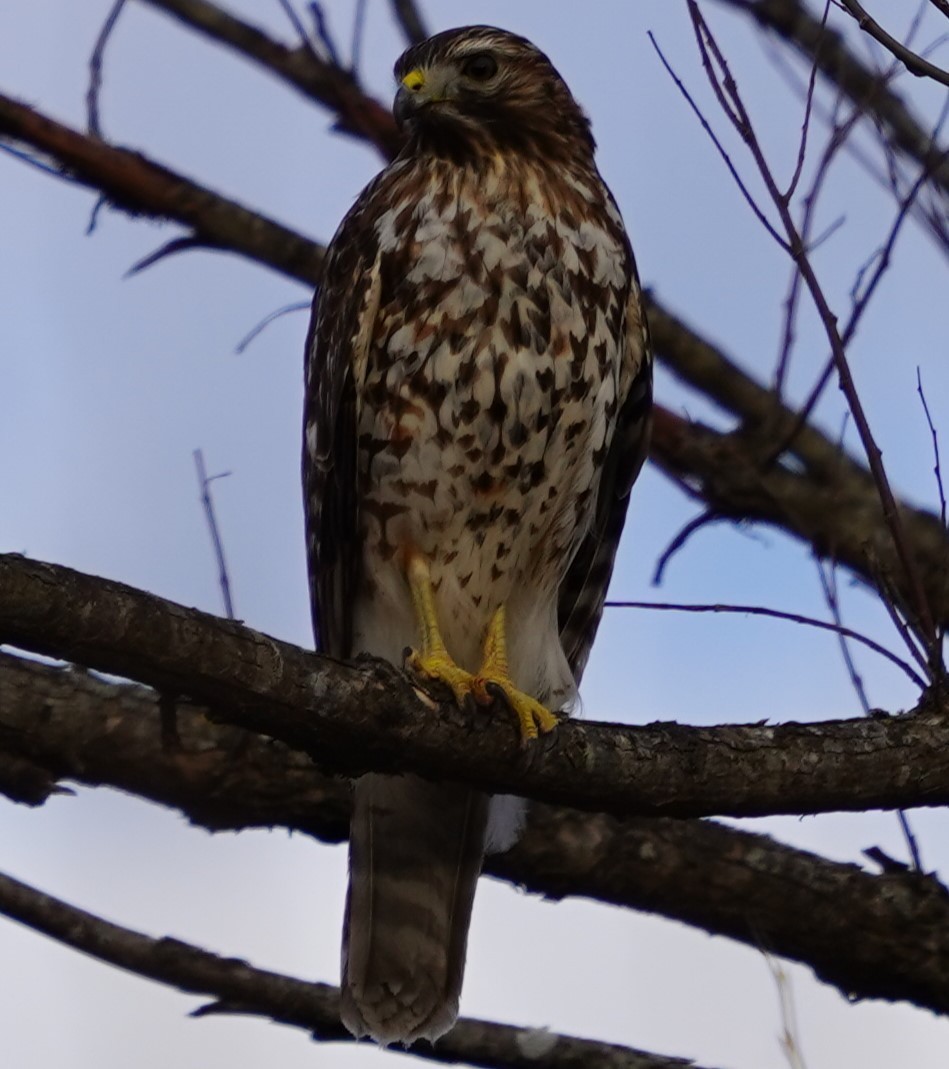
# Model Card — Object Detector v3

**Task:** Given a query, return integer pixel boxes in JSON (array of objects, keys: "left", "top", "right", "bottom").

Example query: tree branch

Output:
[
  {"left": 2, "top": 553, "right": 949, "bottom": 821},
  {"left": 0, "top": 93, "right": 322, "bottom": 285},
  {"left": 0, "top": 867, "right": 704, "bottom": 1069},
  {"left": 5, "top": 649, "right": 949, "bottom": 1015},
  {"left": 839, "top": 0, "right": 949, "bottom": 89},
  {"left": 134, "top": 0, "right": 402, "bottom": 156}
]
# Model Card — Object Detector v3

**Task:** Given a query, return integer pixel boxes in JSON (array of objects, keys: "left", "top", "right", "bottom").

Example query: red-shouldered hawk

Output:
[{"left": 303, "top": 25, "right": 652, "bottom": 1046}]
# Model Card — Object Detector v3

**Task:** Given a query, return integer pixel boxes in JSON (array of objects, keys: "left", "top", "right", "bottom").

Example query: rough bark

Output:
[
  {"left": 2, "top": 553, "right": 947, "bottom": 823},
  {"left": 4, "top": 648, "right": 949, "bottom": 1015}
]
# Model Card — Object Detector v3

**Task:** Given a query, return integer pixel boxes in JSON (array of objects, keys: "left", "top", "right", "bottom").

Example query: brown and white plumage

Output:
[{"left": 303, "top": 25, "right": 651, "bottom": 1045}]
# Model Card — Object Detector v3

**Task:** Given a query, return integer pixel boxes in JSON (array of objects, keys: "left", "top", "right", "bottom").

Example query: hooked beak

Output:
[
  {"left": 393, "top": 84, "right": 418, "bottom": 127},
  {"left": 394, "top": 67, "right": 450, "bottom": 128}
]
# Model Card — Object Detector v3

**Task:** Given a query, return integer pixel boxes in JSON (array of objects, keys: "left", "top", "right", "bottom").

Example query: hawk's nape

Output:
[{"left": 303, "top": 24, "right": 652, "bottom": 1046}]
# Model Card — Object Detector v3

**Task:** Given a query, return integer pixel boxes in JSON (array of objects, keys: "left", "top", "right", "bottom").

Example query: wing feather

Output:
[
  {"left": 303, "top": 198, "right": 383, "bottom": 658},
  {"left": 557, "top": 282, "right": 653, "bottom": 680}
]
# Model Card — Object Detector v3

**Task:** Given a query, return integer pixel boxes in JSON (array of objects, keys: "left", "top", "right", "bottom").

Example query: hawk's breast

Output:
[{"left": 353, "top": 161, "right": 629, "bottom": 685}]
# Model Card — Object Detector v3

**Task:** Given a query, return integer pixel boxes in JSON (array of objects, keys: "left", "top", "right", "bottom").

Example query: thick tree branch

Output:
[
  {"left": 0, "top": 868, "right": 702, "bottom": 1069},
  {"left": 838, "top": 0, "right": 949, "bottom": 89},
  {"left": 4, "top": 649, "right": 949, "bottom": 1015},
  {"left": 0, "top": 94, "right": 321, "bottom": 285},
  {"left": 3, "top": 93, "right": 949, "bottom": 627},
  {"left": 1, "top": 553, "right": 948, "bottom": 821},
  {"left": 134, "top": 0, "right": 402, "bottom": 157}
]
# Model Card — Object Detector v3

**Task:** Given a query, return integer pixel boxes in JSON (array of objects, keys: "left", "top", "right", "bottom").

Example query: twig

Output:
[
  {"left": 125, "top": 235, "right": 222, "bottom": 276},
  {"left": 816, "top": 560, "right": 872, "bottom": 713},
  {"left": 86, "top": 0, "right": 128, "bottom": 137},
  {"left": 604, "top": 598, "right": 926, "bottom": 686},
  {"left": 783, "top": 0, "right": 830, "bottom": 204},
  {"left": 710, "top": 0, "right": 949, "bottom": 195},
  {"left": 235, "top": 301, "right": 310, "bottom": 354},
  {"left": 647, "top": 30, "right": 788, "bottom": 248},
  {"left": 276, "top": 0, "right": 323, "bottom": 66},
  {"left": 651, "top": 509, "right": 721, "bottom": 585},
  {"left": 839, "top": 0, "right": 949, "bottom": 87},
  {"left": 193, "top": 449, "right": 235, "bottom": 620},
  {"left": 764, "top": 954, "right": 809, "bottom": 1069},
  {"left": 917, "top": 368, "right": 948, "bottom": 532},
  {"left": 306, "top": 1, "right": 341, "bottom": 67}
]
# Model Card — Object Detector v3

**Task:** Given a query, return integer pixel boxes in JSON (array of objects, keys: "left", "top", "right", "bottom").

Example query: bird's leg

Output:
[
  {"left": 404, "top": 555, "right": 558, "bottom": 743},
  {"left": 405, "top": 553, "right": 478, "bottom": 705},
  {"left": 472, "top": 605, "right": 559, "bottom": 743}
]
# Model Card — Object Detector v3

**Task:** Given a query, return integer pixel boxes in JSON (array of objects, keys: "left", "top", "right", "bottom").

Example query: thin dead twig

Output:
[
  {"left": 235, "top": 301, "right": 310, "bottom": 354},
  {"left": 193, "top": 449, "right": 235, "bottom": 620},
  {"left": 87, "top": 0, "right": 128, "bottom": 137},
  {"left": 604, "top": 597, "right": 926, "bottom": 686}
]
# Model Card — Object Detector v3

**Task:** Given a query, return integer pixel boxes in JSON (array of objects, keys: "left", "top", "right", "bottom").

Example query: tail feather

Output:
[{"left": 341, "top": 773, "right": 489, "bottom": 1045}]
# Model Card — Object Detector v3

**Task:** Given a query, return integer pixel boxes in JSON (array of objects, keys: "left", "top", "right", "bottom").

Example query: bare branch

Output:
[
  {"left": 648, "top": 30, "right": 788, "bottom": 247},
  {"left": 602, "top": 599, "right": 925, "bottom": 685},
  {"left": 87, "top": 0, "right": 128, "bottom": 136},
  {"left": 135, "top": 0, "right": 402, "bottom": 156},
  {"left": 389, "top": 0, "right": 430, "bottom": 46},
  {"left": 683, "top": 2, "right": 944, "bottom": 677},
  {"left": 6, "top": 650, "right": 949, "bottom": 1015},
  {"left": 0, "top": 93, "right": 322, "bottom": 285},
  {"left": 839, "top": 0, "right": 949, "bottom": 87},
  {"left": 0, "top": 868, "right": 704, "bottom": 1069},
  {"left": 3, "top": 552, "right": 949, "bottom": 819},
  {"left": 193, "top": 449, "right": 236, "bottom": 620}
]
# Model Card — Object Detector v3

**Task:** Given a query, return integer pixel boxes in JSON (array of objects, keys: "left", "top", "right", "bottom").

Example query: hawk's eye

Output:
[{"left": 462, "top": 53, "right": 498, "bottom": 81}]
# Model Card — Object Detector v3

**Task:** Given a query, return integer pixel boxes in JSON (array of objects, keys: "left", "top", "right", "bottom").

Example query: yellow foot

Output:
[
  {"left": 406, "top": 647, "right": 478, "bottom": 708},
  {"left": 471, "top": 674, "right": 559, "bottom": 743},
  {"left": 472, "top": 604, "right": 559, "bottom": 744},
  {"left": 404, "top": 553, "right": 559, "bottom": 745}
]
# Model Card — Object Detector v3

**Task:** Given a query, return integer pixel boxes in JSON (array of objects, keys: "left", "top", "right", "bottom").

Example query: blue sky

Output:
[{"left": 2, "top": 2, "right": 948, "bottom": 1066}]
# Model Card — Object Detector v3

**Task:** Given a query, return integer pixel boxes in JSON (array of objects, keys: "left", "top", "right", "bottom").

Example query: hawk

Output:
[{"left": 303, "top": 25, "right": 651, "bottom": 1045}]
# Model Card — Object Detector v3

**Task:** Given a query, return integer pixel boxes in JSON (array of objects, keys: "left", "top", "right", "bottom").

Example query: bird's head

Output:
[{"left": 392, "top": 26, "right": 595, "bottom": 163}]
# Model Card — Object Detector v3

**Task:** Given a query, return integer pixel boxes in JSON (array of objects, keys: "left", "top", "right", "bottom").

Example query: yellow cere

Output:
[{"left": 401, "top": 68, "right": 426, "bottom": 92}]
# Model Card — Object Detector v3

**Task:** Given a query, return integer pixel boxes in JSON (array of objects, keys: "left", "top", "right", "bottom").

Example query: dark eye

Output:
[{"left": 462, "top": 53, "right": 498, "bottom": 81}]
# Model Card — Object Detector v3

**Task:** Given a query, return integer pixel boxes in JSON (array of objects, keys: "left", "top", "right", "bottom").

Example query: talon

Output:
[
  {"left": 404, "top": 554, "right": 560, "bottom": 745},
  {"left": 407, "top": 647, "right": 477, "bottom": 708},
  {"left": 479, "top": 679, "right": 558, "bottom": 744},
  {"left": 471, "top": 605, "right": 560, "bottom": 744}
]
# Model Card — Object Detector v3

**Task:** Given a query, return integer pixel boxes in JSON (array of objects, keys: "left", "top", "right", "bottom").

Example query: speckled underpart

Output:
[
  {"left": 347, "top": 154, "right": 631, "bottom": 711},
  {"left": 303, "top": 24, "right": 652, "bottom": 1047}
]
